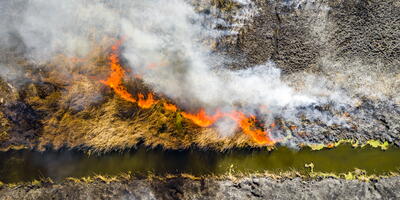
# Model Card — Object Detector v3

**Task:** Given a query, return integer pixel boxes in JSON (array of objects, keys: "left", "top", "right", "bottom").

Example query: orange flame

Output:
[
  {"left": 101, "top": 40, "right": 275, "bottom": 146},
  {"left": 181, "top": 109, "right": 224, "bottom": 127},
  {"left": 163, "top": 103, "right": 177, "bottom": 112},
  {"left": 219, "top": 111, "right": 273, "bottom": 145},
  {"left": 236, "top": 115, "right": 274, "bottom": 145},
  {"left": 138, "top": 93, "right": 157, "bottom": 109},
  {"left": 100, "top": 40, "right": 156, "bottom": 109},
  {"left": 100, "top": 41, "right": 137, "bottom": 103}
]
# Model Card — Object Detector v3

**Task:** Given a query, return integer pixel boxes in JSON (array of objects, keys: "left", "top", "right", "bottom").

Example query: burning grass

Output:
[
  {"left": 0, "top": 39, "right": 274, "bottom": 152},
  {"left": 38, "top": 95, "right": 260, "bottom": 152},
  {"left": 1, "top": 38, "right": 393, "bottom": 152},
  {"left": 99, "top": 40, "right": 274, "bottom": 147}
]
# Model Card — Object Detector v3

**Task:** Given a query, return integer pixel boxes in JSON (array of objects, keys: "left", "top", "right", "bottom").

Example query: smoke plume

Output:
[{"left": 0, "top": 0, "right": 371, "bottom": 143}]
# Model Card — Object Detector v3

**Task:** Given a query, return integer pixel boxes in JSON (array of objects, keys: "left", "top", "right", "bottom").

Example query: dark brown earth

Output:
[{"left": 1, "top": 176, "right": 400, "bottom": 200}]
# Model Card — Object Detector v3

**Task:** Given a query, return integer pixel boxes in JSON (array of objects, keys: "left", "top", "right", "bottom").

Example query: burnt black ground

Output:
[
  {"left": 217, "top": 0, "right": 400, "bottom": 146},
  {"left": 1, "top": 176, "right": 400, "bottom": 200}
]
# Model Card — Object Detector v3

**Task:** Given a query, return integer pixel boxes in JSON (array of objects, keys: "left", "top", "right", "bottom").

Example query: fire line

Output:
[{"left": 101, "top": 40, "right": 274, "bottom": 146}]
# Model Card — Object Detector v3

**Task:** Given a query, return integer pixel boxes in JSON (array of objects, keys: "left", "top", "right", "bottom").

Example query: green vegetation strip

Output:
[{"left": 0, "top": 143, "right": 399, "bottom": 183}]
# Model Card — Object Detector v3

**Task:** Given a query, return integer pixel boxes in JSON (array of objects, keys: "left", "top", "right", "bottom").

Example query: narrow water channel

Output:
[{"left": 0, "top": 144, "right": 399, "bottom": 183}]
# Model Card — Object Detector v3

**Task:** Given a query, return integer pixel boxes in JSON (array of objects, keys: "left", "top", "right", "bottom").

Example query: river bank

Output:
[
  {"left": 1, "top": 174, "right": 400, "bottom": 199},
  {"left": 0, "top": 144, "right": 399, "bottom": 184}
]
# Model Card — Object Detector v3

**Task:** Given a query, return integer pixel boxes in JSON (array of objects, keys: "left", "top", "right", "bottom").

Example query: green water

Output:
[{"left": 0, "top": 145, "right": 399, "bottom": 183}]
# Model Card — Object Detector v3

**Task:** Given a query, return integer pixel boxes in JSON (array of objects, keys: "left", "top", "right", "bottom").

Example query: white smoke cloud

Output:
[
  {"left": 0, "top": 0, "right": 356, "bottom": 141},
  {"left": 15, "top": 0, "right": 121, "bottom": 62},
  {"left": 116, "top": 0, "right": 349, "bottom": 138}
]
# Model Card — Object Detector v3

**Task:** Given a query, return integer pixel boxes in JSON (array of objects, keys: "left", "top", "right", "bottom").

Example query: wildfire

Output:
[
  {"left": 138, "top": 93, "right": 157, "bottom": 109},
  {"left": 101, "top": 40, "right": 275, "bottom": 146},
  {"left": 100, "top": 41, "right": 137, "bottom": 103},
  {"left": 181, "top": 109, "right": 224, "bottom": 127},
  {"left": 163, "top": 103, "right": 177, "bottom": 112},
  {"left": 101, "top": 40, "right": 157, "bottom": 109},
  {"left": 230, "top": 113, "right": 274, "bottom": 145}
]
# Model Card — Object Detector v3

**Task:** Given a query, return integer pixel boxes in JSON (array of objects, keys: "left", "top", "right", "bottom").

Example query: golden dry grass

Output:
[
  {"left": 0, "top": 40, "right": 260, "bottom": 152},
  {"left": 37, "top": 95, "right": 260, "bottom": 152}
]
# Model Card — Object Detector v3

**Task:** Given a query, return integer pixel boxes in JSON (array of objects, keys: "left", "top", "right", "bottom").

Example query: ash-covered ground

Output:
[
  {"left": 1, "top": 175, "right": 400, "bottom": 200},
  {"left": 217, "top": 0, "right": 400, "bottom": 147}
]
